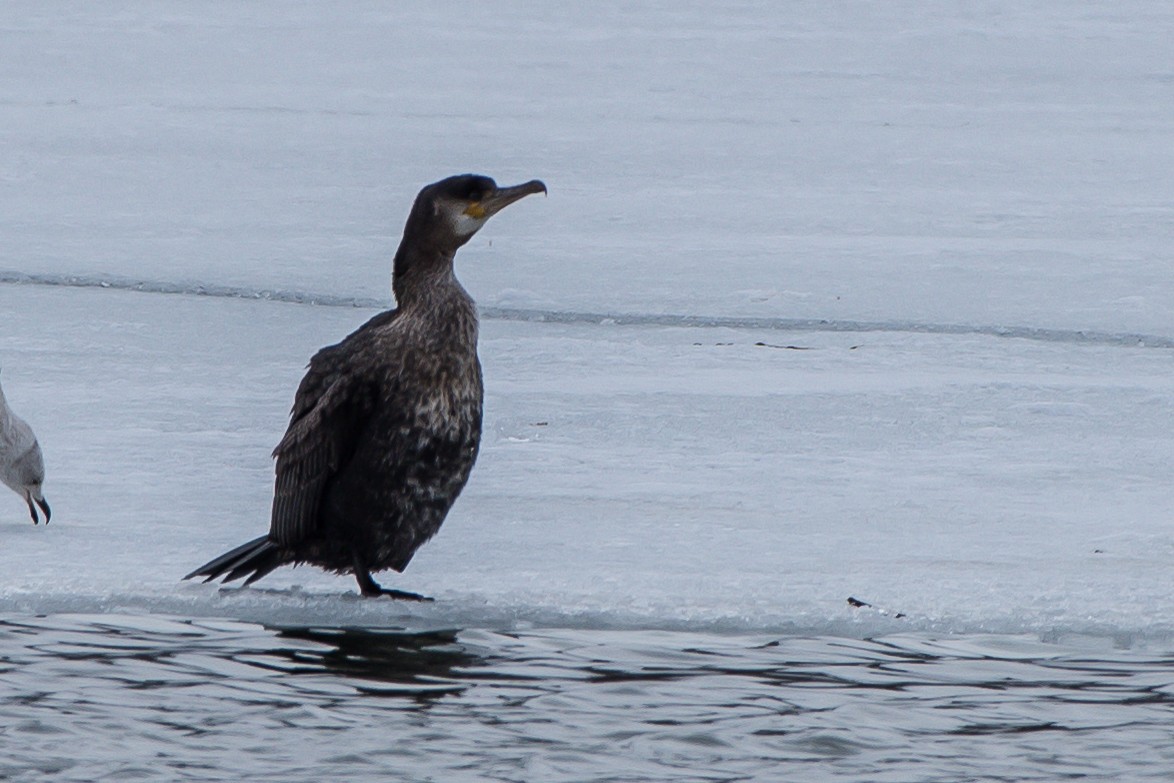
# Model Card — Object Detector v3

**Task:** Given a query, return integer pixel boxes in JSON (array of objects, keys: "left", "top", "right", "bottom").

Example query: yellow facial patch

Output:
[{"left": 464, "top": 203, "right": 486, "bottom": 219}]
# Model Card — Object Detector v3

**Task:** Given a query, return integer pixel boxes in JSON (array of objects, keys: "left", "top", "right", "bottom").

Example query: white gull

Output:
[{"left": 0, "top": 371, "right": 50, "bottom": 524}]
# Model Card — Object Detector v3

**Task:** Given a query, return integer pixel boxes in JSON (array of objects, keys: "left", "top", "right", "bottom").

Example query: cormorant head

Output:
[{"left": 404, "top": 174, "right": 547, "bottom": 253}]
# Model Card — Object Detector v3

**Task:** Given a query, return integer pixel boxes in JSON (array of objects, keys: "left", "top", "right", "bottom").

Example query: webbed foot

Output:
[{"left": 354, "top": 565, "right": 433, "bottom": 601}]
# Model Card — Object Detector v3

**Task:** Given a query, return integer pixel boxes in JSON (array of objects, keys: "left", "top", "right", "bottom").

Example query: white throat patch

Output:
[{"left": 450, "top": 210, "right": 486, "bottom": 239}]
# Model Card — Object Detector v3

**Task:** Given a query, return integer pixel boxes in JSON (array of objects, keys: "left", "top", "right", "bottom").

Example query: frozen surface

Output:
[
  {"left": 3, "top": 2, "right": 1173, "bottom": 333},
  {"left": 1, "top": 2, "right": 1173, "bottom": 642},
  {"left": 2, "top": 284, "right": 1174, "bottom": 642}
]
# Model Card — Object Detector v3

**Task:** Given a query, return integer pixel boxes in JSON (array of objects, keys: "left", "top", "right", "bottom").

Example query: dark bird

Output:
[
  {"left": 0, "top": 371, "right": 51, "bottom": 525},
  {"left": 186, "top": 174, "right": 545, "bottom": 598}
]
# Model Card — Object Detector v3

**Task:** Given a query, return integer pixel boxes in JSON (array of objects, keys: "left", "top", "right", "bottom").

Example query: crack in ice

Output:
[{"left": 3, "top": 270, "right": 1173, "bottom": 349}]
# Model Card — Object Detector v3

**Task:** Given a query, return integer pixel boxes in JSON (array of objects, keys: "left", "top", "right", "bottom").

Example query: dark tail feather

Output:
[{"left": 183, "top": 535, "right": 283, "bottom": 586}]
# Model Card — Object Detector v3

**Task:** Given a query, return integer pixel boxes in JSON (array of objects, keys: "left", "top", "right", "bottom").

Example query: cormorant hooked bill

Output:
[
  {"left": 186, "top": 174, "right": 546, "bottom": 598},
  {"left": 0, "top": 371, "right": 51, "bottom": 525}
]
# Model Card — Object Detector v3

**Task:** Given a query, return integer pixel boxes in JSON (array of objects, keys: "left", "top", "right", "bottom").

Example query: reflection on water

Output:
[
  {"left": 271, "top": 626, "right": 478, "bottom": 697},
  {"left": 2, "top": 615, "right": 1174, "bottom": 782}
]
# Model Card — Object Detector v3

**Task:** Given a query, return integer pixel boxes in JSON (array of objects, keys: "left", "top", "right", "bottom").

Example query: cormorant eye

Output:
[{"left": 460, "top": 177, "right": 496, "bottom": 201}]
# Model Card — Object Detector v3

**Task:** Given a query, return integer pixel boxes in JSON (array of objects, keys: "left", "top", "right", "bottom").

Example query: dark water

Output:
[{"left": 2, "top": 615, "right": 1173, "bottom": 782}]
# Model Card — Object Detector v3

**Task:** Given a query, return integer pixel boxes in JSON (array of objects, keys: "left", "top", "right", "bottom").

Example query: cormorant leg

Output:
[
  {"left": 352, "top": 560, "right": 432, "bottom": 601},
  {"left": 354, "top": 567, "right": 384, "bottom": 597}
]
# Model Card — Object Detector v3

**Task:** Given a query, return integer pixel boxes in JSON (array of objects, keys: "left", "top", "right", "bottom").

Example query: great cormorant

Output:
[
  {"left": 185, "top": 174, "right": 545, "bottom": 598},
  {"left": 0, "top": 371, "right": 50, "bottom": 525}
]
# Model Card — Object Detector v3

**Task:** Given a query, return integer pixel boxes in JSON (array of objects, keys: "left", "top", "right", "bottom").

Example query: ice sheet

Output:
[{"left": 1, "top": 2, "right": 1172, "bottom": 639}]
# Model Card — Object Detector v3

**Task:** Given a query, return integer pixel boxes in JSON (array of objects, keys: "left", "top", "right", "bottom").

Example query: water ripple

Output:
[{"left": 2, "top": 615, "right": 1174, "bottom": 781}]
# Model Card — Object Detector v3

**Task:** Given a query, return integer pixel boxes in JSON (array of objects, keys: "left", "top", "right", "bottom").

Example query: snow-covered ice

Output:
[{"left": 1, "top": 2, "right": 1173, "bottom": 642}]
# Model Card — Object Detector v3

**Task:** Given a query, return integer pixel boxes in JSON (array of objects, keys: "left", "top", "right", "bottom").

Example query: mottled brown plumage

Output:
[{"left": 186, "top": 174, "right": 545, "bottom": 597}]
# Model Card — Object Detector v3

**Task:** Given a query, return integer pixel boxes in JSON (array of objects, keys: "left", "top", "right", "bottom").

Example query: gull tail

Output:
[{"left": 184, "top": 535, "right": 284, "bottom": 587}]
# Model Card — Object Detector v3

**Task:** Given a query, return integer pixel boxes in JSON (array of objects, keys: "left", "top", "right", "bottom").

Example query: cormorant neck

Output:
[{"left": 392, "top": 242, "right": 460, "bottom": 308}]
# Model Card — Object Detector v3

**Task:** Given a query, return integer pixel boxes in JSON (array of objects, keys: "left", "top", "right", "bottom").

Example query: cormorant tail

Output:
[{"left": 183, "top": 535, "right": 283, "bottom": 586}]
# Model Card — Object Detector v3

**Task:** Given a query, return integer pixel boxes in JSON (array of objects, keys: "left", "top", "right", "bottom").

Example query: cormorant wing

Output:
[
  {"left": 270, "top": 370, "right": 377, "bottom": 546},
  {"left": 289, "top": 308, "right": 401, "bottom": 422},
  {"left": 269, "top": 310, "right": 400, "bottom": 547}
]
